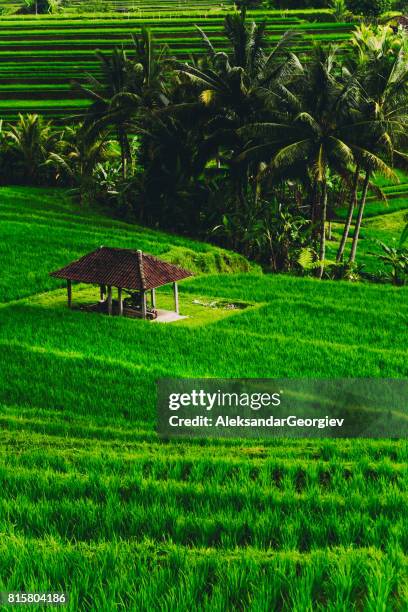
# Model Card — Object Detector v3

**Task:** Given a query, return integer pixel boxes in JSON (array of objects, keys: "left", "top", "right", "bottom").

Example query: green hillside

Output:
[{"left": 0, "top": 187, "right": 407, "bottom": 609}]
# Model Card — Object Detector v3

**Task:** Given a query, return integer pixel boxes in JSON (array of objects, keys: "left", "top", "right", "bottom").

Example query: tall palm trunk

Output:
[
  {"left": 317, "top": 179, "right": 328, "bottom": 279},
  {"left": 336, "top": 165, "right": 360, "bottom": 262},
  {"left": 118, "top": 127, "right": 130, "bottom": 180},
  {"left": 349, "top": 170, "right": 370, "bottom": 263},
  {"left": 311, "top": 181, "right": 320, "bottom": 242}
]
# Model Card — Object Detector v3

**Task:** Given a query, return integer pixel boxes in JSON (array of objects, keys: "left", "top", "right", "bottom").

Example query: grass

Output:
[
  {"left": 329, "top": 206, "right": 408, "bottom": 274},
  {"left": 330, "top": 170, "right": 408, "bottom": 273},
  {"left": 0, "top": 186, "right": 407, "bottom": 608},
  {"left": 0, "top": 186, "right": 255, "bottom": 302}
]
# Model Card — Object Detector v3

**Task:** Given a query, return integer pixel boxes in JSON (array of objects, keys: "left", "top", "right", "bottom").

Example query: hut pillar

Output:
[
  {"left": 151, "top": 288, "right": 156, "bottom": 308},
  {"left": 118, "top": 287, "right": 123, "bottom": 316},
  {"left": 100, "top": 284, "right": 105, "bottom": 302},
  {"left": 173, "top": 282, "right": 179, "bottom": 314},
  {"left": 67, "top": 280, "right": 72, "bottom": 308},
  {"left": 107, "top": 285, "right": 112, "bottom": 315},
  {"left": 141, "top": 290, "right": 147, "bottom": 319}
]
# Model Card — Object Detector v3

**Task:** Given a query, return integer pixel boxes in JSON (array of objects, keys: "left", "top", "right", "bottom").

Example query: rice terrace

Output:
[{"left": 0, "top": 0, "right": 408, "bottom": 610}]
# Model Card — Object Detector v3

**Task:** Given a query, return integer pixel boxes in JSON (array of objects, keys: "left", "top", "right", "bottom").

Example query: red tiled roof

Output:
[
  {"left": 50, "top": 247, "right": 193, "bottom": 290},
  {"left": 396, "top": 15, "right": 408, "bottom": 27}
]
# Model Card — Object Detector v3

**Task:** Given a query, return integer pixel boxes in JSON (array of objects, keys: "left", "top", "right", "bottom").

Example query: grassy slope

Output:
[
  {"left": 0, "top": 187, "right": 408, "bottom": 610},
  {"left": 328, "top": 208, "right": 408, "bottom": 274},
  {"left": 330, "top": 171, "right": 408, "bottom": 273},
  {"left": 0, "top": 187, "right": 254, "bottom": 303}
]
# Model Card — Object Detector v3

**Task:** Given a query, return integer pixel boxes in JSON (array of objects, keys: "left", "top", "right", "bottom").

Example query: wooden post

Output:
[
  {"left": 173, "top": 282, "right": 179, "bottom": 314},
  {"left": 100, "top": 284, "right": 105, "bottom": 302},
  {"left": 67, "top": 280, "right": 72, "bottom": 308},
  {"left": 151, "top": 288, "right": 156, "bottom": 308},
  {"left": 141, "top": 290, "right": 147, "bottom": 319},
  {"left": 107, "top": 285, "right": 112, "bottom": 315},
  {"left": 118, "top": 287, "right": 123, "bottom": 316}
]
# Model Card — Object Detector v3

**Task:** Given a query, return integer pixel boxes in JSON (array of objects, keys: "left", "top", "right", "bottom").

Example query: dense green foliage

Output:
[
  {"left": 0, "top": 187, "right": 407, "bottom": 609},
  {"left": 2, "top": 17, "right": 407, "bottom": 283},
  {"left": 346, "top": 0, "right": 392, "bottom": 17}
]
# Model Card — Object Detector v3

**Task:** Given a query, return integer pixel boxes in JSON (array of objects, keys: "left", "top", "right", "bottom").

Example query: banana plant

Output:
[{"left": 377, "top": 240, "right": 408, "bottom": 285}]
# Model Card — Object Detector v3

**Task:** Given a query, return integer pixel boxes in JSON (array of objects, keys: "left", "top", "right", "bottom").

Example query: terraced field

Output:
[
  {"left": 0, "top": 186, "right": 407, "bottom": 609},
  {"left": 0, "top": 6, "right": 354, "bottom": 119},
  {"left": 64, "top": 0, "right": 227, "bottom": 10},
  {"left": 330, "top": 171, "right": 408, "bottom": 274}
]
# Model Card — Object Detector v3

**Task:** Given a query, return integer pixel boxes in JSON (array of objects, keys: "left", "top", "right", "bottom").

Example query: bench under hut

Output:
[{"left": 50, "top": 247, "right": 193, "bottom": 320}]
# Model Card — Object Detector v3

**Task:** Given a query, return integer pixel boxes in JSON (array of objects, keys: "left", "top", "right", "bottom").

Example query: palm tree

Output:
[
  {"left": 346, "top": 26, "right": 408, "bottom": 262},
  {"left": 238, "top": 39, "right": 402, "bottom": 276},
  {"left": 130, "top": 28, "right": 170, "bottom": 109},
  {"left": 174, "top": 17, "right": 299, "bottom": 116},
  {"left": 173, "top": 17, "right": 301, "bottom": 217},
  {"left": 75, "top": 29, "right": 167, "bottom": 179},
  {"left": 136, "top": 110, "right": 210, "bottom": 227},
  {"left": 74, "top": 47, "right": 139, "bottom": 179},
  {"left": 238, "top": 45, "right": 361, "bottom": 277},
  {"left": 3, "top": 114, "right": 57, "bottom": 184},
  {"left": 46, "top": 125, "right": 111, "bottom": 201},
  {"left": 336, "top": 163, "right": 361, "bottom": 261}
]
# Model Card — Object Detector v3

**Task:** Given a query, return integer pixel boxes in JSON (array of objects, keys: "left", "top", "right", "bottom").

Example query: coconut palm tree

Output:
[
  {"left": 2, "top": 114, "right": 57, "bottom": 184},
  {"left": 346, "top": 26, "right": 408, "bottom": 262},
  {"left": 74, "top": 47, "right": 139, "bottom": 179},
  {"left": 238, "top": 45, "right": 361, "bottom": 277},
  {"left": 46, "top": 125, "right": 112, "bottom": 201},
  {"left": 172, "top": 16, "right": 301, "bottom": 218},
  {"left": 130, "top": 28, "right": 170, "bottom": 108},
  {"left": 238, "top": 41, "right": 401, "bottom": 276},
  {"left": 174, "top": 16, "right": 299, "bottom": 116},
  {"left": 75, "top": 29, "right": 167, "bottom": 179},
  {"left": 136, "top": 110, "right": 210, "bottom": 227}
]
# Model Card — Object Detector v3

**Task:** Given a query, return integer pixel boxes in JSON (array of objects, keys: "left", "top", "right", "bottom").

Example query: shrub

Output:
[
  {"left": 20, "top": 0, "right": 50, "bottom": 14},
  {"left": 346, "top": 0, "right": 392, "bottom": 17},
  {"left": 268, "top": 0, "right": 330, "bottom": 8},
  {"left": 377, "top": 241, "right": 408, "bottom": 286}
]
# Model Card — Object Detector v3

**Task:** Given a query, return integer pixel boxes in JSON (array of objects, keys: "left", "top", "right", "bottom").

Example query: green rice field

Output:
[
  {"left": 330, "top": 171, "right": 408, "bottom": 274},
  {"left": 0, "top": 186, "right": 407, "bottom": 609}
]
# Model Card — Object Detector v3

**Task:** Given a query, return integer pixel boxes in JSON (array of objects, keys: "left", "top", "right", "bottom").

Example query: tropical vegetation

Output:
[{"left": 1, "top": 14, "right": 408, "bottom": 283}]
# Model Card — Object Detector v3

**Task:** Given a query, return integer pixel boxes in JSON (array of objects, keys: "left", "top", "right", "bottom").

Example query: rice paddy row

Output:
[
  {"left": 0, "top": 430, "right": 408, "bottom": 552},
  {"left": 0, "top": 406, "right": 408, "bottom": 609},
  {"left": 0, "top": 535, "right": 405, "bottom": 611}
]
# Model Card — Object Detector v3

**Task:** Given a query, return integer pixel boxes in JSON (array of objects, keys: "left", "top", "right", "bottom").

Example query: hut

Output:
[
  {"left": 391, "top": 15, "right": 408, "bottom": 32},
  {"left": 50, "top": 247, "right": 193, "bottom": 320}
]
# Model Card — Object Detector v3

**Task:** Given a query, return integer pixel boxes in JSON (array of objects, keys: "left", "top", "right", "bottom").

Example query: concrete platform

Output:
[{"left": 153, "top": 309, "right": 188, "bottom": 323}]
